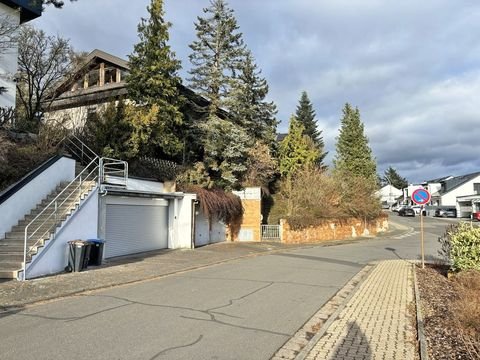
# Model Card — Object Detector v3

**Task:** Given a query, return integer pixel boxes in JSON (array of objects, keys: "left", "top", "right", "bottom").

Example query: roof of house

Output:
[
  {"left": 440, "top": 171, "right": 480, "bottom": 194},
  {"left": 2, "top": 0, "right": 42, "bottom": 23},
  {"left": 47, "top": 49, "right": 229, "bottom": 118},
  {"left": 276, "top": 133, "right": 288, "bottom": 142}
]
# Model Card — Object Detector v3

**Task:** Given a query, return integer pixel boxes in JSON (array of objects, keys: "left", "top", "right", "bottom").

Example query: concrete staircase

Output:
[{"left": 0, "top": 179, "right": 96, "bottom": 279}]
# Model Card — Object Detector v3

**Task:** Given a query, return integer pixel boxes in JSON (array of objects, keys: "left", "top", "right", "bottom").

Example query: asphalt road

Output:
[{"left": 0, "top": 215, "right": 462, "bottom": 360}]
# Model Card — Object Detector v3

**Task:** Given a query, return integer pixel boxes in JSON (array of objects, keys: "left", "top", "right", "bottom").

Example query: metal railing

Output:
[
  {"left": 61, "top": 134, "right": 98, "bottom": 166},
  {"left": 23, "top": 157, "right": 99, "bottom": 279},
  {"left": 21, "top": 135, "right": 129, "bottom": 279},
  {"left": 261, "top": 225, "right": 281, "bottom": 241},
  {"left": 99, "top": 157, "right": 129, "bottom": 188}
]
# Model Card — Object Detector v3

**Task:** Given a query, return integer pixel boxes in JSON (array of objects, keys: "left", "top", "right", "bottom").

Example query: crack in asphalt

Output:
[
  {"left": 149, "top": 335, "right": 204, "bottom": 360},
  {"left": 8, "top": 282, "right": 292, "bottom": 342}
]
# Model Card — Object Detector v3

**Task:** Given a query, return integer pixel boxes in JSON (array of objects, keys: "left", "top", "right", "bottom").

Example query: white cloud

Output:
[{"left": 33, "top": 0, "right": 480, "bottom": 183}]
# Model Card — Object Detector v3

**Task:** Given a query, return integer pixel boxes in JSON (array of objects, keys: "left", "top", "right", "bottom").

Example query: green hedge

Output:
[{"left": 439, "top": 222, "right": 480, "bottom": 272}]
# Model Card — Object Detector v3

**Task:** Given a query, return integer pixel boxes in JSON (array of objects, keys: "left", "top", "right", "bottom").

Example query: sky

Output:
[{"left": 33, "top": 0, "right": 480, "bottom": 184}]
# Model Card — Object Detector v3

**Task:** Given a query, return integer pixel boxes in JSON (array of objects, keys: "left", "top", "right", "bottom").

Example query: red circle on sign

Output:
[{"left": 412, "top": 188, "right": 431, "bottom": 205}]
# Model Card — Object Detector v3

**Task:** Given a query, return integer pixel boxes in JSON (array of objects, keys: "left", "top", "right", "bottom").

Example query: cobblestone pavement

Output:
[{"left": 304, "top": 260, "right": 416, "bottom": 360}]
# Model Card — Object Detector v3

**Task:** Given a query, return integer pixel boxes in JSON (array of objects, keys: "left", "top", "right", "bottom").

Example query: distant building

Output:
[
  {"left": 376, "top": 185, "right": 402, "bottom": 206},
  {"left": 0, "top": 0, "right": 42, "bottom": 109}
]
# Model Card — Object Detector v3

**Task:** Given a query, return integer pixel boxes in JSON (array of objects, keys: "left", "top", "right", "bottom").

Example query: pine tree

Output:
[
  {"left": 198, "top": 114, "right": 251, "bottom": 190},
  {"left": 382, "top": 166, "right": 408, "bottom": 189},
  {"left": 126, "top": 0, "right": 184, "bottom": 157},
  {"left": 188, "top": 0, "right": 246, "bottom": 114},
  {"left": 228, "top": 51, "right": 278, "bottom": 144},
  {"left": 294, "top": 91, "right": 327, "bottom": 167},
  {"left": 279, "top": 116, "right": 320, "bottom": 178},
  {"left": 334, "top": 103, "right": 377, "bottom": 179}
]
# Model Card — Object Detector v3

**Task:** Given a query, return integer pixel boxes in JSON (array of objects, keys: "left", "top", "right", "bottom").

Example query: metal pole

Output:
[{"left": 420, "top": 207, "right": 425, "bottom": 269}]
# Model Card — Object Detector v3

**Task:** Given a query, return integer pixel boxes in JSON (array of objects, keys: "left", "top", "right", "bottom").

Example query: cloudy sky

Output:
[{"left": 34, "top": 0, "right": 480, "bottom": 183}]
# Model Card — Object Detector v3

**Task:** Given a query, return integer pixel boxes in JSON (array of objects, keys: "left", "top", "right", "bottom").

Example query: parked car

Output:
[
  {"left": 472, "top": 211, "right": 480, "bottom": 221},
  {"left": 398, "top": 207, "right": 415, "bottom": 217},
  {"left": 434, "top": 208, "right": 457, "bottom": 218},
  {"left": 411, "top": 205, "right": 427, "bottom": 216},
  {"left": 392, "top": 204, "right": 406, "bottom": 212}
]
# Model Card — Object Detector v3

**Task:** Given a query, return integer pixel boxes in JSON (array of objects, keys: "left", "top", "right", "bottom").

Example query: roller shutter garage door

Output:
[{"left": 105, "top": 203, "right": 168, "bottom": 258}]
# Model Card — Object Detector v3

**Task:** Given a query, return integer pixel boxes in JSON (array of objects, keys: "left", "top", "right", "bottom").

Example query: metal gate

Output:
[{"left": 261, "top": 225, "right": 281, "bottom": 241}]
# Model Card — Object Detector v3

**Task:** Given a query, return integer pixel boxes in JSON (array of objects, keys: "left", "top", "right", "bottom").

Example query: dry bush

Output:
[
  {"left": 272, "top": 166, "right": 382, "bottom": 229},
  {"left": 0, "top": 130, "right": 56, "bottom": 192},
  {"left": 452, "top": 270, "right": 480, "bottom": 358},
  {"left": 278, "top": 166, "right": 342, "bottom": 228}
]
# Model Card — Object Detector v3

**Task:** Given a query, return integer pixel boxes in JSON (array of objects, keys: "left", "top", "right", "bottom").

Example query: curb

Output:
[
  {"left": 293, "top": 263, "right": 375, "bottom": 360},
  {"left": 412, "top": 264, "right": 429, "bottom": 360},
  {"left": 270, "top": 263, "right": 376, "bottom": 360}
]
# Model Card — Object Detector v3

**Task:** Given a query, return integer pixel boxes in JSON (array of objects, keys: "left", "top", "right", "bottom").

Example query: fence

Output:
[{"left": 261, "top": 225, "right": 281, "bottom": 241}]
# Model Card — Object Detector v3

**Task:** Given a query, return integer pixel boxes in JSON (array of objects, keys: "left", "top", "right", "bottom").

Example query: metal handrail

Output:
[
  {"left": 99, "top": 157, "right": 128, "bottom": 188},
  {"left": 23, "top": 157, "right": 99, "bottom": 279},
  {"left": 60, "top": 134, "right": 99, "bottom": 166}
]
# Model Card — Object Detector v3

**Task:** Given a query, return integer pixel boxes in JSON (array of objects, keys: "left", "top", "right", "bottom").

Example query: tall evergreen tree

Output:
[
  {"left": 295, "top": 92, "right": 320, "bottom": 144},
  {"left": 334, "top": 103, "right": 377, "bottom": 179},
  {"left": 279, "top": 116, "right": 320, "bottom": 178},
  {"left": 382, "top": 166, "right": 408, "bottom": 189},
  {"left": 188, "top": 0, "right": 246, "bottom": 114},
  {"left": 126, "top": 0, "right": 184, "bottom": 157},
  {"left": 294, "top": 91, "right": 327, "bottom": 167},
  {"left": 228, "top": 51, "right": 277, "bottom": 144}
]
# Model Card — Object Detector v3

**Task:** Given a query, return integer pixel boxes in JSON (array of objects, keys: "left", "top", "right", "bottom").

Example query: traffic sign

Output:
[{"left": 411, "top": 188, "right": 431, "bottom": 205}]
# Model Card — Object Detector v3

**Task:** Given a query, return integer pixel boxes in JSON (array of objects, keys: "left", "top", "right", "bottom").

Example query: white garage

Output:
[{"left": 104, "top": 197, "right": 169, "bottom": 258}]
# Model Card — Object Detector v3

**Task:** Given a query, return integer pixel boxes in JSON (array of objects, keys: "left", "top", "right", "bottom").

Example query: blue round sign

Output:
[{"left": 411, "top": 188, "right": 431, "bottom": 205}]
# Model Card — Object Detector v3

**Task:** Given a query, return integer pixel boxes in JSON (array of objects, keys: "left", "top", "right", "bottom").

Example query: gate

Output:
[{"left": 261, "top": 225, "right": 281, "bottom": 241}]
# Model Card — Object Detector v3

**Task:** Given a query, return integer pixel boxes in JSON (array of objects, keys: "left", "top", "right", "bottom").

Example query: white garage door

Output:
[{"left": 105, "top": 203, "right": 168, "bottom": 258}]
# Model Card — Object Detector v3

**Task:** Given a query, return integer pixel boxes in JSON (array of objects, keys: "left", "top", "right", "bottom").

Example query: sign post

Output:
[{"left": 411, "top": 188, "right": 431, "bottom": 269}]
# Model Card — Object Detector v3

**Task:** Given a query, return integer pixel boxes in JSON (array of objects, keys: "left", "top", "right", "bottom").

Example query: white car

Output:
[{"left": 411, "top": 205, "right": 426, "bottom": 216}]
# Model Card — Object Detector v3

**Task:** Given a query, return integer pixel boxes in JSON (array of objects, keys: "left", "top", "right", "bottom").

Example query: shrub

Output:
[{"left": 439, "top": 222, "right": 480, "bottom": 272}]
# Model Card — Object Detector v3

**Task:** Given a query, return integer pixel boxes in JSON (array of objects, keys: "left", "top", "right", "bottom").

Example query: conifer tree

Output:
[
  {"left": 295, "top": 92, "right": 320, "bottom": 144},
  {"left": 279, "top": 116, "right": 320, "bottom": 178},
  {"left": 294, "top": 91, "right": 327, "bottom": 167},
  {"left": 126, "top": 0, "right": 184, "bottom": 157},
  {"left": 228, "top": 51, "right": 278, "bottom": 144},
  {"left": 334, "top": 103, "right": 377, "bottom": 179},
  {"left": 188, "top": 0, "right": 246, "bottom": 113},
  {"left": 382, "top": 166, "right": 408, "bottom": 189}
]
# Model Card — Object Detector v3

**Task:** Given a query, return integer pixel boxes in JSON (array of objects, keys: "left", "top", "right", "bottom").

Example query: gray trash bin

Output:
[{"left": 66, "top": 240, "right": 91, "bottom": 272}]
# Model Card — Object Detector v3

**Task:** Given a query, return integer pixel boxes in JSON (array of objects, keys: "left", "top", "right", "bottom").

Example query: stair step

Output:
[
  {"left": 0, "top": 253, "right": 24, "bottom": 261},
  {"left": 0, "top": 270, "right": 17, "bottom": 279},
  {"left": 0, "top": 260, "right": 24, "bottom": 268}
]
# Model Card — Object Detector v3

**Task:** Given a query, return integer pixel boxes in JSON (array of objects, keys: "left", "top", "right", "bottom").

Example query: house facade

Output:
[
  {"left": 376, "top": 185, "right": 402, "bottom": 206},
  {"left": 0, "top": 0, "right": 41, "bottom": 109}
]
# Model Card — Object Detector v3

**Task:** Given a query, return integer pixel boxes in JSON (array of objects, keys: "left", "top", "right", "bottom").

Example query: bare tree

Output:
[{"left": 16, "top": 25, "right": 72, "bottom": 129}]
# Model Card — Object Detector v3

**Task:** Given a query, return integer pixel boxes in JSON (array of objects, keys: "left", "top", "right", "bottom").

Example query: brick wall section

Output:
[
  {"left": 230, "top": 199, "right": 262, "bottom": 242},
  {"left": 280, "top": 215, "right": 389, "bottom": 244}
]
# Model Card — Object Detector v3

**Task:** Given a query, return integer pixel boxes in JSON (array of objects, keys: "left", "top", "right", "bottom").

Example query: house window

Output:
[
  {"left": 474, "top": 183, "right": 480, "bottom": 194},
  {"left": 104, "top": 67, "right": 117, "bottom": 85},
  {"left": 88, "top": 68, "right": 100, "bottom": 88}
]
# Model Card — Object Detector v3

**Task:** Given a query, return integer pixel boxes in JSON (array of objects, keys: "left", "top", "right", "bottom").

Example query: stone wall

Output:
[{"left": 280, "top": 216, "right": 389, "bottom": 244}]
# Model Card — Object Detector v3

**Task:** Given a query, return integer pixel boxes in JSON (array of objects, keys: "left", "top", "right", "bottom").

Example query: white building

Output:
[
  {"left": 376, "top": 185, "right": 402, "bottom": 205},
  {"left": 0, "top": 0, "right": 42, "bottom": 109}
]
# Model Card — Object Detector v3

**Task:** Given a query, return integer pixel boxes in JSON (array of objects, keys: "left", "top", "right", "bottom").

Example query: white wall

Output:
[
  {"left": 126, "top": 177, "right": 164, "bottom": 193},
  {"left": 170, "top": 194, "right": 196, "bottom": 249},
  {"left": 0, "top": 157, "right": 76, "bottom": 238},
  {"left": 376, "top": 185, "right": 402, "bottom": 204},
  {"left": 25, "top": 188, "right": 99, "bottom": 279},
  {"left": 194, "top": 207, "right": 210, "bottom": 247},
  {"left": 0, "top": 4, "right": 20, "bottom": 109},
  {"left": 441, "top": 174, "right": 480, "bottom": 206}
]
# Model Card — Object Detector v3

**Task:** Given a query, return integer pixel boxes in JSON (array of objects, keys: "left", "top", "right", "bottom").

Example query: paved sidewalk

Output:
[{"left": 303, "top": 260, "right": 416, "bottom": 360}]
